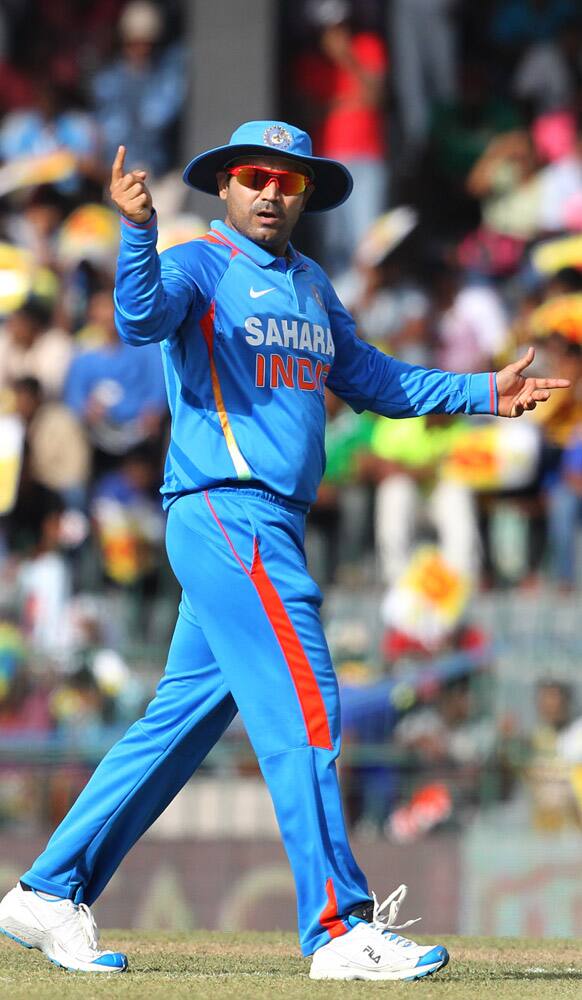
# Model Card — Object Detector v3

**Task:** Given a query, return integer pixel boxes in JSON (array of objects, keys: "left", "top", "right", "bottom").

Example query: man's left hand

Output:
[{"left": 496, "top": 346, "right": 570, "bottom": 417}]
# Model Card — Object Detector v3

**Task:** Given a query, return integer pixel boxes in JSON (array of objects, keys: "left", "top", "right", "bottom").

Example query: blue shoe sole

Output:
[
  {"left": 404, "top": 951, "right": 450, "bottom": 982},
  {"left": 0, "top": 924, "right": 127, "bottom": 973}
]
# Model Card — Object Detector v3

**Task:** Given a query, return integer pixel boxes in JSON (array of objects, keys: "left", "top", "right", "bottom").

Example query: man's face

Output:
[
  {"left": 217, "top": 155, "right": 313, "bottom": 256},
  {"left": 7, "top": 312, "right": 40, "bottom": 348}
]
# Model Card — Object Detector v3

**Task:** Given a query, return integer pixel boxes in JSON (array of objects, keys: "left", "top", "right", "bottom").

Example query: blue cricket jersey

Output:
[{"left": 114, "top": 214, "right": 497, "bottom": 508}]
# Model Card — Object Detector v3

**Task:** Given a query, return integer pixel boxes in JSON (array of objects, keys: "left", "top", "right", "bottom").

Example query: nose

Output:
[{"left": 260, "top": 177, "right": 281, "bottom": 198}]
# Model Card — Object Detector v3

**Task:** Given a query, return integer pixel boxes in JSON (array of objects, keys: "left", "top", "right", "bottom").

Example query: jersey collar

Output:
[{"left": 210, "top": 219, "right": 302, "bottom": 269}]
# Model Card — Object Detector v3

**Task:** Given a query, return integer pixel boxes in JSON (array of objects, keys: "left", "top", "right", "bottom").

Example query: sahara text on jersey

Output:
[{"left": 244, "top": 314, "right": 334, "bottom": 391}]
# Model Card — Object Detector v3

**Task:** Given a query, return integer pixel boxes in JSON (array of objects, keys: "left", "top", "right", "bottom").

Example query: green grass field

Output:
[{"left": 0, "top": 932, "right": 580, "bottom": 999}]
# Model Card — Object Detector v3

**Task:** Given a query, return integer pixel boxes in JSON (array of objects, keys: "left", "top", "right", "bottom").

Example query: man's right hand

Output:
[{"left": 110, "top": 145, "right": 153, "bottom": 224}]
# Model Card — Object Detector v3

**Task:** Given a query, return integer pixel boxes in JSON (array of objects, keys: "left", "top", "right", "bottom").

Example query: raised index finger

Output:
[
  {"left": 533, "top": 378, "right": 571, "bottom": 388},
  {"left": 111, "top": 145, "right": 126, "bottom": 182}
]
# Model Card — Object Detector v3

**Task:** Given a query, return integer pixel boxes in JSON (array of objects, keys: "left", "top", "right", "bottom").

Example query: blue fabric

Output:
[
  {"left": 64, "top": 342, "right": 167, "bottom": 423},
  {"left": 114, "top": 216, "right": 495, "bottom": 508},
  {"left": 22, "top": 488, "right": 369, "bottom": 954}
]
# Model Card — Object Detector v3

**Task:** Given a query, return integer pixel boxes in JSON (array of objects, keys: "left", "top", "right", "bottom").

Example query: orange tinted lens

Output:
[
  {"left": 232, "top": 166, "right": 309, "bottom": 195},
  {"left": 233, "top": 167, "right": 263, "bottom": 190},
  {"left": 275, "top": 171, "right": 309, "bottom": 195}
]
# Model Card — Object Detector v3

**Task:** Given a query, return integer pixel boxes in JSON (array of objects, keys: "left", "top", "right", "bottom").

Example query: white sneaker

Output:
[
  {"left": 310, "top": 884, "right": 449, "bottom": 982},
  {"left": 0, "top": 884, "right": 127, "bottom": 973}
]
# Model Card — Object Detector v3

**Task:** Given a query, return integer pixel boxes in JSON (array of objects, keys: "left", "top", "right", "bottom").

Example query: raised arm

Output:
[{"left": 110, "top": 146, "right": 195, "bottom": 345}]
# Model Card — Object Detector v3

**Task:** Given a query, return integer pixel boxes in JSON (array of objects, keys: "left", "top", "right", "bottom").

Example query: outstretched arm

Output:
[{"left": 326, "top": 282, "right": 570, "bottom": 418}]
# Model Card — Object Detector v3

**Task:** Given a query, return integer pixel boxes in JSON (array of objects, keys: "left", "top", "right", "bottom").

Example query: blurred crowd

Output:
[{"left": 0, "top": 0, "right": 581, "bottom": 837}]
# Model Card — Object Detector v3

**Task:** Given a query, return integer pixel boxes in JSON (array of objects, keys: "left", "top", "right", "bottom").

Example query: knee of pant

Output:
[{"left": 139, "top": 696, "right": 202, "bottom": 747}]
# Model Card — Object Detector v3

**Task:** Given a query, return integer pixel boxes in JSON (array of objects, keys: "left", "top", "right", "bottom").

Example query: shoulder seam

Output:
[{"left": 165, "top": 236, "right": 233, "bottom": 312}]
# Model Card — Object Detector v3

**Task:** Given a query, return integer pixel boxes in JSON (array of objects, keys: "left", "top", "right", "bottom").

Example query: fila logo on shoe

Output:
[
  {"left": 363, "top": 945, "right": 381, "bottom": 965},
  {"left": 249, "top": 287, "right": 275, "bottom": 298}
]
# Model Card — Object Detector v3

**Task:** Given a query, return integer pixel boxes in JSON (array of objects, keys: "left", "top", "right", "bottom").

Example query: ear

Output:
[{"left": 216, "top": 171, "right": 229, "bottom": 201}]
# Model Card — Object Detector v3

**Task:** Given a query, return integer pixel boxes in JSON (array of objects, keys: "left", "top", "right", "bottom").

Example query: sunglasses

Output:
[{"left": 226, "top": 164, "right": 313, "bottom": 196}]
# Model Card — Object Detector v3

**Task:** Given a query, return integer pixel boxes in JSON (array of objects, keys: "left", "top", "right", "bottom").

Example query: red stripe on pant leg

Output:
[
  {"left": 250, "top": 542, "right": 333, "bottom": 751},
  {"left": 489, "top": 371, "right": 496, "bottom": 414},
  {"left": 204, "top": 493, "right": 333, "bottom": 751},
  {"left": 319, "top": 878, "right": 349, "bottom": 939}
]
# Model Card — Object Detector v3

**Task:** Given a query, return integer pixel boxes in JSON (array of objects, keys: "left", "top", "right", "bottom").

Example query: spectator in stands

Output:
[
  {"left": 430, "top": 261, "right": 509, "bottom": 373},
  {"left": 91, "top": 0, "right": 186, "bottom": 179},
  {"left": 294, "top": 0, "right": 389, "bottom": 274},
  {"left": 392, "top": 674, "right": 498, "bottom": 822},
  {"left": 429, "top": 59, "right": 522, "bottom": 189},
  {"left": 389, "top": 0, "right": 457, "bottom": 156},
  {"left": 461, "top": 114, "right": 582, "bottom": 277},
  {"left": 526, "top": 678, "right": 580, "bottom": 830},
  {"left": 333, "top": 211, "right": 431, "bottom": 366},
  {"left": 90, "top": 447, "right": 167, "bottom": 635},
  {"left": 359, "top": 413, "right": 480, "bottom": 585},
  {"left": 63, "top": 288, "right": 167, "bottom": 472},
  {"left": 7, "top": 483, "right": 72, "bottom": 661},
  {"left": 0, "top": 78, "right": 104, "bottom": 198},
  {"left": 2, "top": 185, "right": 69, "bottom": 268},
  {"left": 307, "top": 392, "right": 375, "bottom": 584},
  {"left": 0, "top": 298, "right": 72, "bottom": 399},
  {"left": 535, "top": 112, "right": 582, "bottom": 233},
  {"left": 511, "top": 17, "right": 582, "bottom": 115},
  {"left": 51, "top": 665, "right": 113, "bottom": 746},
  {"left": 11, "top": 377, "right": 90, "bottom": 510},
  {"left": 0, "top": 648, "right": 54, "bottom": 737},
  {"left": 461, "top": 128, "right": 542, "bottom": 277},
  {"left": 547, "top": 423, "right": 582, "bottom": 590},
  {"left": 528, "top": 331, "right": 582, "bottom": 459}
]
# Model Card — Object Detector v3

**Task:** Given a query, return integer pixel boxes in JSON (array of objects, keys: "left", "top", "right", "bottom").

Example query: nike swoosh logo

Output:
[{"left": 249, "top": 286, "right": 276, "bottom": 298}]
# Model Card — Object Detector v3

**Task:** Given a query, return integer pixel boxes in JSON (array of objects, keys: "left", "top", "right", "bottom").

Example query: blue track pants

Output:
[{"left": 22, "top": 488, "right": 370, "bottom": 954}]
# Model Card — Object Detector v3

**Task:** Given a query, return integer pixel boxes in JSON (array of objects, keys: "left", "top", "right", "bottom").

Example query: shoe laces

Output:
[
  {"left": 369, "top": 884, "right": 421, "bottom": 944},
  {"left": 74, "top": 902, "right": 100, "bottom": 952}
]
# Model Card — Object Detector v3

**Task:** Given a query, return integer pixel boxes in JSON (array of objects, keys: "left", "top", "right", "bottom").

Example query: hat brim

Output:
[{"left": 182, "top": 143, "right": 353, "bottom": 213}]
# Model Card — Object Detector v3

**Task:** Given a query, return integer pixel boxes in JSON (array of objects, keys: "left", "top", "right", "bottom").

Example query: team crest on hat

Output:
[{"left": 263, "top": 125, "right": 292, "bottom": 150}]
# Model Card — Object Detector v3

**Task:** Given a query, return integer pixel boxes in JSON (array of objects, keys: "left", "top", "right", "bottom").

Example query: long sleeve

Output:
[
  {"left": 114, "top": 213, "right": 197, "bottom": 345},
  {"left": 325, "top": 282, "right": 497, "bottom": 417}
]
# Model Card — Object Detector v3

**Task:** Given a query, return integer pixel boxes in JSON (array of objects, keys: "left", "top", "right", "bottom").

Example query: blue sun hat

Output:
[{"left": 182, "top": 120, "right": 353, "bottom": 213}]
